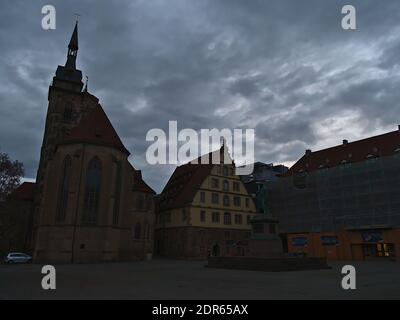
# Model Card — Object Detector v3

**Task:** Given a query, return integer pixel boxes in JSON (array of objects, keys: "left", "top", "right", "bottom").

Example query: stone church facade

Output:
[{"left": 31, "top": 23, "right": 155, "bottom": 263}]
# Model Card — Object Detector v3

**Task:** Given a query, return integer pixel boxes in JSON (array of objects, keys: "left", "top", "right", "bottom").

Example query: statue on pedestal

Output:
[
  {"left": 256, "top": 182, "right": 268, "bottom": 216},
  {"left": 250, "top": 182, "right": 283, "bottom": 256}
]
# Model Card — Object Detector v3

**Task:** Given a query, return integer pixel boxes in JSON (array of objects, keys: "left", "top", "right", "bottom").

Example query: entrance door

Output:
[
  {"left": 212, "top": 244, "right": 220, "bottom": 257},
  {"left": 363, "top": 243, "right": 395, "bottom": 260},
  {"left": 377, "top": 243, "right": 395, "bottom": 258}
]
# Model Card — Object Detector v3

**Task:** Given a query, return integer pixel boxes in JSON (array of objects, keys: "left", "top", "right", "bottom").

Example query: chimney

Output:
[
  {"left": 305, "top": 149, "right": 312, "bottom": 156},
  {"left": 343, "top": 139, "right": 349, "bottom": 145}
]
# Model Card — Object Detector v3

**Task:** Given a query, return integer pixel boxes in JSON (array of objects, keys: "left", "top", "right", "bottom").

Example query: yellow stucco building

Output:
[{"left": 155, "top": 146, "right": 257, "bottom": 258}]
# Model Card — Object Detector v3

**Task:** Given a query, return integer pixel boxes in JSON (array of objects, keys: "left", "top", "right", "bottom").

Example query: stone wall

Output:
[{"left": 155, "top": 226, "right": 251, "bottom": 259}]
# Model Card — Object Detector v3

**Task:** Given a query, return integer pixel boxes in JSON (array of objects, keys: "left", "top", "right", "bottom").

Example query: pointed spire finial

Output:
[
  {"left": 65, "top": 21, "right": 79, "bottom": 69},
  {"left": 74, "top": 13, "right": 81, "bottom": 23},
  {"left": 68, "top": 20, "right": 79, "bottom": 50}
]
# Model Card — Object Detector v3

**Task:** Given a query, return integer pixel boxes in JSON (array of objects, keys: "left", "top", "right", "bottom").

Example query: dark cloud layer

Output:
[{"left": 1, "top": 0, "right": 400, "bottom": 192}]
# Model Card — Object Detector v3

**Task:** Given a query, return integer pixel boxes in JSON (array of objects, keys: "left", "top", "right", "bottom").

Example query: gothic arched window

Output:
[
  {"left": 134, "top": 223, "right": 141, "bottom": 239},
  {"left": 83, "top": 157, "right": 102, "bottom": 224},
  {"left": 113, "top": 161, "right": 122, "bottom": 226},
  {"left": 56, "top": 156, "right": 72, "bottom": 222}
]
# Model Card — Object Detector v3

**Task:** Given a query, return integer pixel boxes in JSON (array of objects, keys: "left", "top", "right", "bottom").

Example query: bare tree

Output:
[{"left": 0, "top": 152, "right": 24, "bottom": 201}]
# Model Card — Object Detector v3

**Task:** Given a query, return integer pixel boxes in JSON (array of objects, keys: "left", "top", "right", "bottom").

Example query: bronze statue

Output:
[{"left": 256, "top": 182, "right": 268, "bottom": 215}]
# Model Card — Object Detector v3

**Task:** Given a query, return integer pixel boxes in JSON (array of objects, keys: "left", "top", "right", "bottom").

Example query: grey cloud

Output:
[{"left": 1, "top": 0, "right": 400, "bottom": 192}]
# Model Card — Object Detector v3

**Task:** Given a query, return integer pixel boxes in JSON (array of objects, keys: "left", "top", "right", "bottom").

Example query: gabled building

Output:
[
  {"left": 268, "top": 127, "right": 400, "bottom": 261},
  {"left": 31, "top": 23, "right": 155, "bottom": 263},
  {"left": 155, "top": 145, "right": 257, "bottom": 258},
  {"left": 0, "top": 182, "right": 35, "bottom": 257}
]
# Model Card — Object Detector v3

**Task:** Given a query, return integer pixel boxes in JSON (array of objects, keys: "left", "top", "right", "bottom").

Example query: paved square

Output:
[{"left": 0, "top": 259, "right": 399, "bottom": 299}]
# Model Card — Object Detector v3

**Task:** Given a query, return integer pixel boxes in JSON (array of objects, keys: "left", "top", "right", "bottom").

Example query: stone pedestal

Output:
[
  {"left": 249, "top": 215, "right": 283, "bottom": 257},
  {"left": 206, "top": 215, "right": 330, "bottom": 272}
]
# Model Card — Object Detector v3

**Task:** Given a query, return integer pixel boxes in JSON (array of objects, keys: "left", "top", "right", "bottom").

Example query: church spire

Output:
[
  {"left": 52, "top": 21, "right": 83, "bottom": 92},
  {"left": 65, "top": 22, "right": 79, "bottom": 70}
]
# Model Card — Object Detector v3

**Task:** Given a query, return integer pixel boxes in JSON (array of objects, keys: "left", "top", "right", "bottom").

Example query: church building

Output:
[{"left": 32, "top": 23, "right": 155, "bottom": 263}]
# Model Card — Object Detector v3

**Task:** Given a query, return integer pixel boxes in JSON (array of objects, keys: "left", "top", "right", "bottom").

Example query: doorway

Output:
[
  {"left": 212, "top": 243, "right": 220, "bottom": 257},
  {"left": 363, "top": 243, "right": 395, "bottom": 260}
]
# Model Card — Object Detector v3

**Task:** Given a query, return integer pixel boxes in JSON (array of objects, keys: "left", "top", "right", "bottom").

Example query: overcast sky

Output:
[{"left": 1, "top": 0, "right": 400, "bottom": 192}]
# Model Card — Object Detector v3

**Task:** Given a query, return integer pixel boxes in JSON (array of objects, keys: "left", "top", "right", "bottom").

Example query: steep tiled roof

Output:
[
  {"left": 129, "top": 163, "right": 156, "bottom": 194},
  {"left": 160, "top": 162, "right": 213, "bottom": 210},
  {"left": 9, "top": 182, "right": 35, "bottom": 201},
  {"left": 159, "top": 146, "right": 231, "bottom": 210},
  {"left": 287, "top": 128, "right": 400, "bottom": 176},
  {"left": 59, "top": 105, "right": 130, "bottom": 155}
]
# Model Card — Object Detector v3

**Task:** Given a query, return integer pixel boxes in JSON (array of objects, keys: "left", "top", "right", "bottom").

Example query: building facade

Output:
[
  {"left": 31, "top": 23, "right": 155, "bottom": 263},
  {"left": 155, "top": 146, "right": 257, "bottom": 258},
  {"left": 268, "top": 128, "right": 400, "bottom": 261},
  {"left": 0, "top": 183, "right": 35, "bottom": 258}
]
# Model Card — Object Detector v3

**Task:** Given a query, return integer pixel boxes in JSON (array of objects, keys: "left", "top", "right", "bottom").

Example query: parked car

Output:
[{"left": 4, "top": 252, "right": 32, "bottom": 264}]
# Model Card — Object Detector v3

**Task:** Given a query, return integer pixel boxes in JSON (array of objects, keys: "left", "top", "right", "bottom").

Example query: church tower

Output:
[
  {"left": 32, "top": 23, "right": 100, "bottom": 250},
  {"left": 32, "top": 23, "right": 156, "bottom": 263},
  {"left": 35, "top": 22, "right": 98, "bottom": 200}
]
